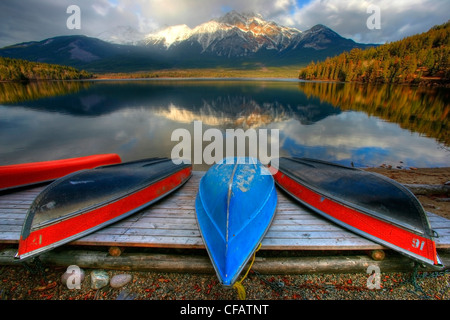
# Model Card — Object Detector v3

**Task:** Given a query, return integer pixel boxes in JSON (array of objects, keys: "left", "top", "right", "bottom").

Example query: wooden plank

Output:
[{"left": 0, "top": 171, "right": 449, "bottom": 252}]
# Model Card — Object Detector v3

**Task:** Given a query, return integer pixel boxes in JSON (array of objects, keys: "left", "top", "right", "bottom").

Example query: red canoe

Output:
[
  {"left": 0, "top": 154, "right": 122, "bottom": 192},
  {"left": 16, "top": 157, "right": 192, "bottom": 261},
  {"left": 269, "top": 157, "right": 443, "bottom": 269}
]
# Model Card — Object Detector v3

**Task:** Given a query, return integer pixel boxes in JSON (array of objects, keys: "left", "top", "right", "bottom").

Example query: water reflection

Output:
[
  {"left": 299, "top": 81, "right": 449, "bottom": 146},
  {"left": 0, "top": 80, "right": 448, "bottom": 169}
]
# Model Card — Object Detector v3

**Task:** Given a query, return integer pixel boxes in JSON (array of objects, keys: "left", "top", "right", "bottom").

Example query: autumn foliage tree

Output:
[
  {"left": 0, "top": 57, "right": 92, "bottom": 81},
  {"left": 299, "top": 21, "right": 450, "bottom": 85}
]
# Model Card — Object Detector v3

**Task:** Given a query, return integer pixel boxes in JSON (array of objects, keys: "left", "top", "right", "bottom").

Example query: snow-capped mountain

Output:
[
  {"left": 142, "top": 11, "right": 365, "bottom": 58},
  {"left": 96, "top": 26, "right": 145, "bottom": 46},
  {"left": 0, "top": 11, "right": 373, "bottom": 72},
  {"left": 144, "top": 11, "right": 302, "bottom": 56},
  {"left": 144, "top": 24, "right": 193, "bottom": 48}
]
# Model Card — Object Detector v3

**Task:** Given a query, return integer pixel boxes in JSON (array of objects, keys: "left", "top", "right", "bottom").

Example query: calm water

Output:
[{"left": 0, "top": 79, "right": 448, "bottom": 170}]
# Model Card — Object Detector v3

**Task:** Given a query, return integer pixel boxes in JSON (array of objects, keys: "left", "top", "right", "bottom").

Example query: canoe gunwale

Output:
[
  {"left": 16, "top": 172, "right": 192, "bottom": 262},
  {"left": 16, "top": 159, "right": 192, "bottom": 261},
  {"left": 274, "top": 180, "right": 443, "bottom": 269},
  {"left": 274, "top": 158, "right": 433, "bottom": 238},
  {"left": 269, "top": 159, "right": 443, "bottom": 269},
  {"left": 26, "top": 161, "right": 191, "bottom": 232}
]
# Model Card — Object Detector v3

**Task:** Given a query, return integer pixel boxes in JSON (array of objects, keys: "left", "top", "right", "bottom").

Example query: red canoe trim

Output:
[
  {"left": 0, "top": 154, "right": 122, "bottom": 191},
  {"left": 269, "top": 166, "right": 439, "bottom": 266},
  {"left": 17, "top": 166, "right": 192, "bottom": 259}
]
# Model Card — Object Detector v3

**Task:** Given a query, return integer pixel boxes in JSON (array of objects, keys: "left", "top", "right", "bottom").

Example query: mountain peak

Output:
[
  {"left": 310, "top": 24, "right": 328, "bottom": 30},
  {"left": 295, "top": 23, "right": 356, "bottom": 50},
  {"left": 306, "top": 24, "right": 342, "bottom": 38},
  {"left": 144, "top": 11, "right": 302, "bottom": 53},
  {"left": 97, "top": 25, "right": 144, "bottom": 45},
  {"left": 144, "top": 24, "right": 193, "bottom": 48},
  {"left": 217, "top": 10, "right": 263, "bottom": 25}
]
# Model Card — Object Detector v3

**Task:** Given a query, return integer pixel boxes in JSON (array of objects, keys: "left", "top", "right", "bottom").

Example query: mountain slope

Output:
[
  {"left": 0, "top": 35, "right": 171, "bottom": 72},
  {"left": 0, "top": 11, "right": 373, "bottom": 72}
]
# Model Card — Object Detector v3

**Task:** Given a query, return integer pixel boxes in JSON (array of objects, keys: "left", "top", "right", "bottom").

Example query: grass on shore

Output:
[{"left": 94, "top": 66, "right": 303, "bottom": 80}]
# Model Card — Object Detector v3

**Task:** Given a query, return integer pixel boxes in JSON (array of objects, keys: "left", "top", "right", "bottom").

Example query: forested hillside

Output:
[
  {"left": 299, "top": 21, "right": 449, "bottom": 85},
  {"left": 0, "top": 57, "right": 92, "bottom": 81}
]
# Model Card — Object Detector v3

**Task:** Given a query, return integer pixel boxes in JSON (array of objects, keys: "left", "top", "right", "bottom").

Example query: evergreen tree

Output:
[
  {"left": 298, "top": 21, "right": 450, "bottom": 85},
  {"left": 0, "top": 57, "right": 92, "bottom": 81}
]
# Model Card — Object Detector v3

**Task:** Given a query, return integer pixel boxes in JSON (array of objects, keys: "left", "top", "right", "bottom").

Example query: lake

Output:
[{"left": 0, "top": 79, "right": 448, "bottom": 170}]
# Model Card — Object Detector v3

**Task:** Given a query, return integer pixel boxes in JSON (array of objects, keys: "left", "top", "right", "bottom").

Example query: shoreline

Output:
[
  {"left": 364, "top": 166, "right": 450, "bottom": 220},
  {"left": 2, "top": 74, "right": 449, "bottom": 88}
]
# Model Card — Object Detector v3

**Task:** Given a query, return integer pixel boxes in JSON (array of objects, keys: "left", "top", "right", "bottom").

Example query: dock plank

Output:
[{"left": 0, "top": 171, "right": 449, "bottom": 251}]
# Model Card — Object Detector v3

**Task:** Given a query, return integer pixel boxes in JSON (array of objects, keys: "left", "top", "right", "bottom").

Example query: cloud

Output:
[
  {"left": 116, "top": 0, "right": 298, "bottom": 30},
  {"left": 288, "top": 0, "right": 450, "bottom": 43},
  {"left": 0, "top": 0, "right": 300, "bottom": 47},
  {"left": 0, "top": 0, "right": 139, "bottom": 47},
  {"left": 0, "top": 0, "right": 448, "bottom": 47}
]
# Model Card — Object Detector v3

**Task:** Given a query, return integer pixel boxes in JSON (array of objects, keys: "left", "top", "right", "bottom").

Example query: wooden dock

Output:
[{"left": 1, "top": 171, "right": 450, "bottom": 253}]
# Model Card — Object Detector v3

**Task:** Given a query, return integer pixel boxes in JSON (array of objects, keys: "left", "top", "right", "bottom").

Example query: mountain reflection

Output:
[
  {"left": 1, "top": 80, "right": 447, "bottom": 145},
  {"left": 0, "top": 80, "right": 340, "bottom": 125},
  {"left": 0, "top": 79, "right": 448, "bottom": 169}
]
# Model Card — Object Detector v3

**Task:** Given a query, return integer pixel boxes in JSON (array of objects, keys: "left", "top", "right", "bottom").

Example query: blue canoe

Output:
[{"left": 195, "top": 157, "right": 277, "bottom": 287}]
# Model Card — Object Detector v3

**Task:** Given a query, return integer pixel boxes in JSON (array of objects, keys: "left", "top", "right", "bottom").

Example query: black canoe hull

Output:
[
  {"left": 17, "top": 158, "right": 192, "bottom": 260},
  {"left": 269, "top": 157, "right": 442, "bottom": 268}
]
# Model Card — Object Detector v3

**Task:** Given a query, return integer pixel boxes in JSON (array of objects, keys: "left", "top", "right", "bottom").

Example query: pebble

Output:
[
  {"left": 2, "top": 264, "right": 449, "bottom": 300},
  {"left": 90, "top": 270, "right": 110, "bottom": 290},
  {"left": 110, "top": 274, "right": 132, "bottom": 288}
]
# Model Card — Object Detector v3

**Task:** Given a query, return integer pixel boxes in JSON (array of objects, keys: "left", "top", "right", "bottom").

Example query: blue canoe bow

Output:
[{"left": 195, "top": 157, "right": 277, "bottom": 287}]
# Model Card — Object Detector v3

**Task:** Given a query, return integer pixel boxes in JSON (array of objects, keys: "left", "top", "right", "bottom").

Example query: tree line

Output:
[
  {"left": 299, "top": 21, "right": 449, "bottom": 85},
  {"left": 0, "top": 57, "right": 92, "bottom": 81}
]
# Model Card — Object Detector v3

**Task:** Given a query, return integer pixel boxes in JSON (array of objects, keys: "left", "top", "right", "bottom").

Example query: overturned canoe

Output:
[
  {"left": 16, "top": 158, "right": 192, "bottom": 260},
  {"left": 195, "top": 158, "right": 277, "bottom": 287},
  {"left": 0, "top": 154, "right": 122, "bottom": 192},
  {"left": 269, "top": 157, "right": 442, "bottom": 268}
]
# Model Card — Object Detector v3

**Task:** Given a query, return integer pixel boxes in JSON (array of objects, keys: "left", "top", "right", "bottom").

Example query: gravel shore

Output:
[
  {"left": 0, "top": 167, "right": 449, "bottom": 307},
  {"left": 1, "top": 260, "right": 449, "bottom": 301}
]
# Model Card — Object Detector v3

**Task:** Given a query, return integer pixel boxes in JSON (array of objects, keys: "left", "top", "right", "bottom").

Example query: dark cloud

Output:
[
  {"left": 0, "top": 0, "right": 448, "bottom": 48},
  {"left": 0, "top": 0, "right": 69, "bottom": 46},
  {"left": 0, "top": 0, "right": 140, "bottom": 47},
  {"left": 291, "top": 0, "right": 450, "bottom": 44}
]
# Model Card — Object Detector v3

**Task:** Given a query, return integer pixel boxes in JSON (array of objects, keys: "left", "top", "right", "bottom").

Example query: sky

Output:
[{"left": 0, "top": 0, "right": 448, "bottom": 48}]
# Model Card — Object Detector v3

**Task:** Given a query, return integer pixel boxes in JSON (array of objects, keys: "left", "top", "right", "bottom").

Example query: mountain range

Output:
[{"left": 0, "top": 11, "right": 374, "bottom": 73}]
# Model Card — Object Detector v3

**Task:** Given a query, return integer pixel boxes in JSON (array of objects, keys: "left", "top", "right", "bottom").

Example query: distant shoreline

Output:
[
  {"left": 1, "top": 70, "right": 448, "bottom": 87},
  {"left": 92, "top": 66, "right": 302, "bottom": 80}
]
